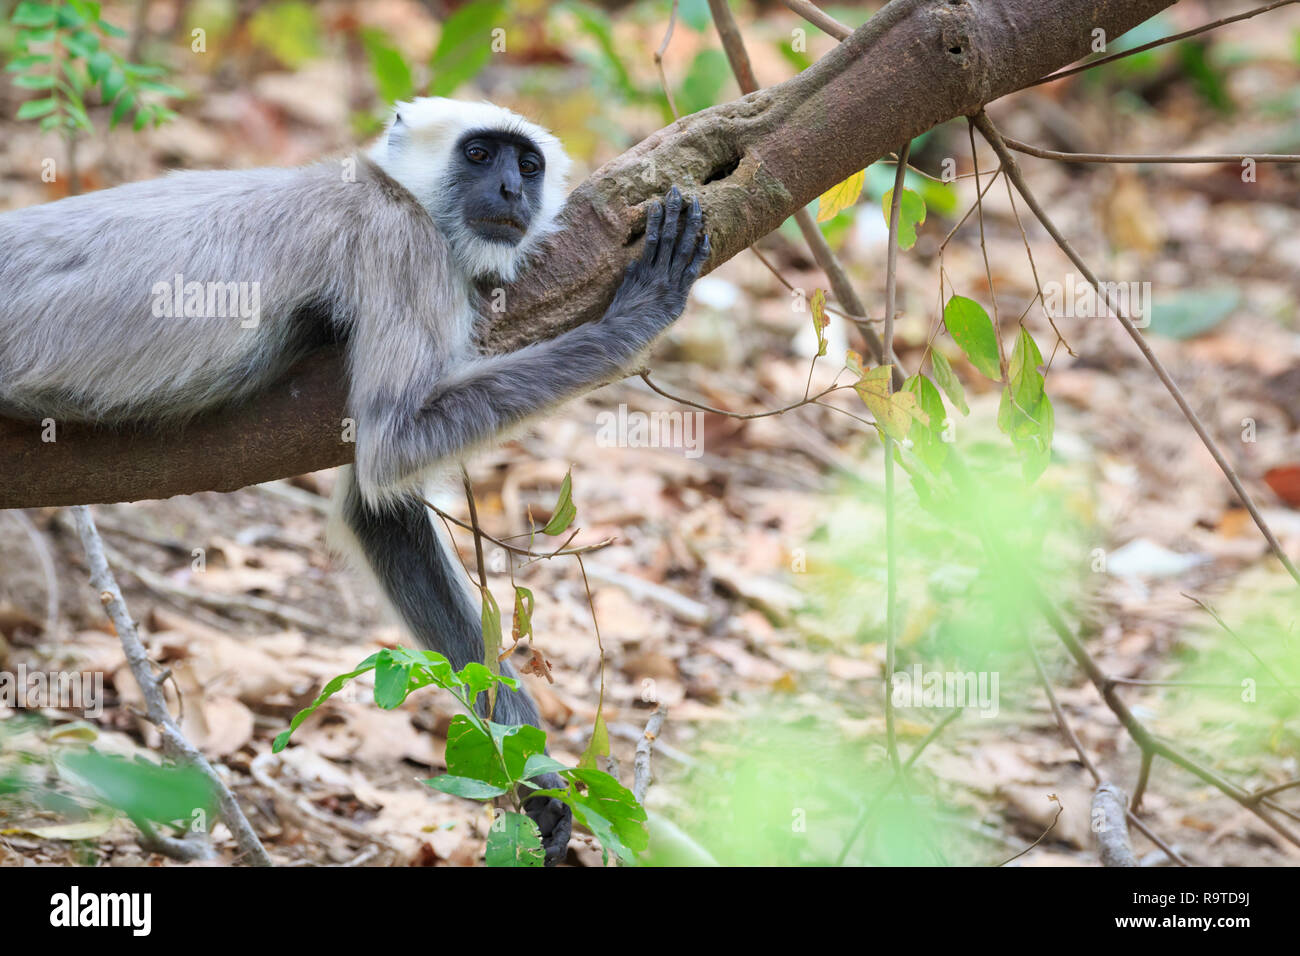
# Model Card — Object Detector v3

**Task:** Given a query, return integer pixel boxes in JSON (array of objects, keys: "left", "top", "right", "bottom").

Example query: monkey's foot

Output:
[{"left": 523, "top": 773, "right": 573, "bottom": 866}]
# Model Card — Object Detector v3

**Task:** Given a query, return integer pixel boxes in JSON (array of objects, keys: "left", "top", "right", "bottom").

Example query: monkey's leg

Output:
[{"left": 334, "top": 467, "right": 573, "bottom": 864}]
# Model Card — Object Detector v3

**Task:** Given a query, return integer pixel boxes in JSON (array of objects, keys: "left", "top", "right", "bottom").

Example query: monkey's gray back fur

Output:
[{"left": 0, "top": 158, "right": 469, "bottom": 428}]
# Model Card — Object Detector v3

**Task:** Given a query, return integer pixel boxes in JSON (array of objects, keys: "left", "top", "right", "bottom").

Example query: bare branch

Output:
[{"left": 0, "top": 0, "right": 1180, "bottom": 508}]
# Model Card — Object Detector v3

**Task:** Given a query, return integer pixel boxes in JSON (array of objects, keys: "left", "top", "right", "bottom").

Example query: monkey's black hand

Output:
[
  {"left": 605, "top": 185, "right": 710, "bottom": 344},
  {"left": 522, "top": 772, "right": 572, "bottom": 866}
]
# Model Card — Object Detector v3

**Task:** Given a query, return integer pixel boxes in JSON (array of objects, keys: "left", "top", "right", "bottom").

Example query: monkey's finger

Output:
[
  {"left": 657, "top": 186, "right": 683, "bottom": 268},
  {"left": 673, "top": 196, "right": 703, "bottom": 277},
  {"left": 641, "top": 200, "right": 664, "bottom": 267},
  {"left": 686, "top": 233, "right": 711, "bottom": 281}
]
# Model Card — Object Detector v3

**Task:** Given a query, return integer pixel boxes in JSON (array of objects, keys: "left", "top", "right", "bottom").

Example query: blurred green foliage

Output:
[{"left": 6, "top": 0, "right": 181, "bottom": 134}]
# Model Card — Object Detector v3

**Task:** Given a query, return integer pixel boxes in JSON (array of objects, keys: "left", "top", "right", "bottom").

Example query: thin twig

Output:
[
  {"left": 783, "top": 0, "right": 852, "bottom": 39},
  {"left": 997, "top": 795, "right": 1063, "bottom": 866},
  {"left": 640, "top": 369, "right": 844, "bottom": 420},
  {"left": 836, "top": 710, "right": 961, "bottom": 865},
  {"left": 974, "top": 111, "right": 1300, "bottom": 589},
  {"left": 654, "top": 0, "right": 681, "bottom": 119},
  {"left": 1001, "top": 134, "right": 1300, "bottom": 165},
  {"left": 1029, "top": 1, "right": 1300, "bottom": 87},
  {"left": 420, "top": 495, "right": 615, "bottom": 560},
  {"left": 1185, "top": 593, "right": 1300, "bottom": 705},
  {"left": 707, "top": 0, "right": 895, "bottom": 380},
  {"left": 1024, "top": 636, "right": 1187, "bottom": 864},
  {"left": 71, "top": 505, "right": 271, "bottom": 866}
]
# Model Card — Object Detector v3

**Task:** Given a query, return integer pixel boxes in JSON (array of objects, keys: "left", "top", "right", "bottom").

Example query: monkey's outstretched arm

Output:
[{"left": 357, "top": 188, "right": 708, "bottom": 495}]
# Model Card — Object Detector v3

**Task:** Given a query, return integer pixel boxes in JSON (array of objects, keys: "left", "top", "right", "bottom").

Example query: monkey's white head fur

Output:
[{"left": 369, "top": 97, "right": 572, "bottom": 282}]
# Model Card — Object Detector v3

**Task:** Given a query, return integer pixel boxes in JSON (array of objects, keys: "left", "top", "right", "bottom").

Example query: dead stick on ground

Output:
[
  {"left": 633, "top": 707, "right": 667, "bottom": 805},
  {"left": 71, "top": 504, "right": 271, "bottom": 866},
  {"left": 1092, "top": 783, "right": 1138, "bottom": 867}
]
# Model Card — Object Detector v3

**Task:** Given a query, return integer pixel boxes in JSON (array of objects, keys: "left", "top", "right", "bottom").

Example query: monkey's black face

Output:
[{"left": 449, "top": 129, "right": 546, "bottom": 245}]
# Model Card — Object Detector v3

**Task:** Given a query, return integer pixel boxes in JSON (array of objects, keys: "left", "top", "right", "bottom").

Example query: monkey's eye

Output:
[
  {"left": 519, "top": 157, "right": 540, "bottom": 176},
  {"left": 465, "top": 145, "right": 490, "bottom": 163}
]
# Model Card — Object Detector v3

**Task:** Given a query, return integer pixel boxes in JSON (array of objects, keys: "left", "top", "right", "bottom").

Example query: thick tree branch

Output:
[{"left": 1, "top": 0, "right": 1175, "bottom": 508}]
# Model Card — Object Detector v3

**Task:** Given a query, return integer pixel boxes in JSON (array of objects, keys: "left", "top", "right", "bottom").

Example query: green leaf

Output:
[
  {"left": 928, "top": 349, "right": 969, "bottom": 416},
  {"left": 137, "top": 80, "right": 185, "bottom": 97},
  {"left": 59, "top": 29, "right": 99, "bottom": 59},
  {"left": 12, "top": 73, "right": 54, "bottom": 89},
  {"left": 567, "top": 3, "right": 636, "bottom": 100},
  {"left": 60, "top": 749, "right": 215, "bottom": 824},
  {"left": 444, "top": 714, "right": 509, "bottom": 789},
  {"left": 902, "top": 374, "right": 948, "bottom": 472},
  {"left": 55, "top": 4, "right": 84, "bottom": 28},
  {"left": 16, "top": 97, "right": 58, "bottom": 119},
  {"left": 881, "top": 187, "right": 926, "bottom": 250},
  {"left": 12, "top": 3, "right": 57, "bottom": 28},
  {"left": 6, "top": 54, "right": 53, "bottom": 71},
  {"left": 68, "top": 0, "right": 102, "bottom": 21},
  {"left": 86, "top": 50, "right": 111, "bottom": 81},
  {"left": 492, "top": 721, "right": 548, "bottom": 781},
  {"left": 541, "top": 469, "right": 576, "bottom": 535},
  {"left": 458, "top": 660, "right": 515, "bottom": 702},
  {"left": 943, "top": 295, "right": 1001, "bottom": 380},
  {"left": 248, "top": 0, "right": 320, "bottom": 67},
  {"left": 101, "top": 66, "right": 125, "bottom": 103},
  {"left": 676, "top": 0, "right": 711, "bottom": 32},
  {"left": 1147, "top": 286, "right": 1239, "bottom": 340},
  {"left": 677, "top": 47, "right": 729, "bottom": 115},
  {"left": 428, "top": 0, "right": 503, "bottom": 97},
  {"left": 122, "top": 62, "right": 165, "bottom": 77},
  {"left": 97, "top": 17, "right": 127, "bottom": 39},
  {"left": 485, "top": 811, "right": 545, "bottom": 867},
  {"left": 445, "top": 716, "right": 548, "bottom": 791},
  {"left": 272, "top": 654, "right": 380, "bottom": 751},
  {"left": 108, "top": 87, "right": 134, "bottom": 127},
  {"left": 361, "top": 28, "right": 414, "bottom": 105},
  {"left": 373, "top": 648, "right": 414, "bottom": 709},
  {"left": 423, "top": 774, "right": 508, "bottom": 800},
  {"left": 997, "top": 327, "right": 1054, "bottom": 481},
  {"left": 579, "top": 710, "right": 610, "bottom": 770},
  {"left": 538, "top": 768, "right": 648, "bottom": 864},
  {"left": 521, "top": 754, "right": 568, "bottom": 781}
]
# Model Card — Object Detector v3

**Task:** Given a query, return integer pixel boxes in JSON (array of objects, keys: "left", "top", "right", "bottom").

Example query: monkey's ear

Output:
[{"left": 388, "top": 111, "right": 407, "bottom": 152}]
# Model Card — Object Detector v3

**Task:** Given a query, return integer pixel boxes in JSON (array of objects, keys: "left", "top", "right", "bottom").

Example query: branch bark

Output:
[{"left": 1, "top": 0, "right": 1175, "bottom": 508}]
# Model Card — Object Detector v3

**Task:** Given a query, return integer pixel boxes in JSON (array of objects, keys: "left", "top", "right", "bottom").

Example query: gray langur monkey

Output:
[{"left": 0, "top": 96, "right": 711, "bottom": 864}]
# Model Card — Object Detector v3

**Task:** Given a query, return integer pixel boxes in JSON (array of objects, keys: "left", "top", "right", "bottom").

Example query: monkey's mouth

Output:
[{"left": 471, "top": 217, "right": 526, "bottom": 241}]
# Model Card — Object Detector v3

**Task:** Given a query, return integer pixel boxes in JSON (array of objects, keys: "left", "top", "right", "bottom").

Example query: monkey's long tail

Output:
[
  {"left": 330, "top": 466, "right": 572, "bottom": 863},
  {"left": 329, "top": 465, "right": 541, "bottom": 728}
]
